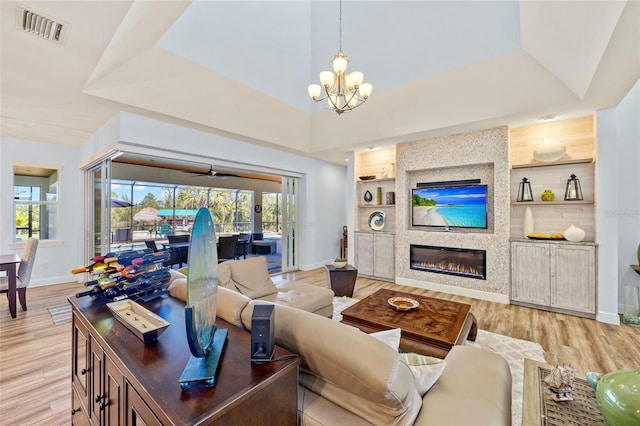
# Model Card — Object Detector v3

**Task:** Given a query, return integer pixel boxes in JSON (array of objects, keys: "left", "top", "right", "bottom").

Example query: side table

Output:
[
  {"left": 523, "top": 359, "right": 606, "bottom": 426},
  {"left": 324, "top": 264, "right": 358, "bottom": 297}
]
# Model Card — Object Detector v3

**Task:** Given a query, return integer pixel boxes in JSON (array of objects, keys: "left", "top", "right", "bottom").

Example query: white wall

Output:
[
  {"left": 0, "top": 138, "right": 83, "bottom": 287},
  {"left": 82, "top": 112, "right": 348, "bottom": 270},
  {"left": 596, "top": 78, "right": 640, "bottom": 324}
]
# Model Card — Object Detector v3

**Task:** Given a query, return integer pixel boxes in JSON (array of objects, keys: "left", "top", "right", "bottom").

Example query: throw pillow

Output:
[
  {"left": 369, "top": 328, "right": 401, "bottom": 351},
  {"left": 228, "top": 257, "right": 277, "bottom": 298},
  {"left": 400, "top": 352, "right": 447, "bottom": 396}
]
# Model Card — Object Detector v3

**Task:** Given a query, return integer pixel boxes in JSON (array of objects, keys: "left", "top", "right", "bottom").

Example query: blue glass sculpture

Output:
[{"left": 179, "top": 208, "right": 227, "bottom": 389}]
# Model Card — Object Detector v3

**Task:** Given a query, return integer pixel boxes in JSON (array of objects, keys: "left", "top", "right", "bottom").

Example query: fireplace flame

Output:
[{"left": 411, "top": 260, "right": 482, "bottom": 278}]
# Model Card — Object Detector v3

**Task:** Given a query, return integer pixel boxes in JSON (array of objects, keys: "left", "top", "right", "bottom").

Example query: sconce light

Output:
[
  {"left": 517, "top": 177, "right": 533, "bottom": 202},
  {"left": 564, "top": 174, "right": 583, "bottom": 201}
]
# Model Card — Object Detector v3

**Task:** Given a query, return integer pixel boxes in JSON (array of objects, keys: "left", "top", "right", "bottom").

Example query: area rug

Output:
[
  {"left": 48, "top": 304, "right": 72, "bottom": 325},
  {"left": 333, "top": 296, "right": 545, "bottom": 426}
]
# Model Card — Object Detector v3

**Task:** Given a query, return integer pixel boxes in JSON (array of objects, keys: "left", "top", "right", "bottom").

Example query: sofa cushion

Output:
[
  {"left": 228, "top": 257, "right": 277, "bottom": 298},
  {"left": 259, "top": 281, "right": 334, "bottom": 314},
  {"left": 416, "top": 345, "right": 512, "bottom": 426},
  {"left": 168, "top": 277, "right": 251, "bottom": 329},
  {"left": 217, "top": 261, "right": 233, "bottom": 289},
  {"left": 241, "top": 302, "right": 422, "bottom": 425}
]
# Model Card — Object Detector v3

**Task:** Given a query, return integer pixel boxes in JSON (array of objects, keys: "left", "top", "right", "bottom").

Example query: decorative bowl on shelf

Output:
[
  {"left": 527, "top": 233, "right": 565, "bottom": 240},
  {"left": 388, "top": 297, "right": 419, "bottom": 311},
  {"left": 332, "top": 258, "right": 348, "bottom": 268},
  {"left": 359, "top": 175, "right": 376, "bottom": 181}
]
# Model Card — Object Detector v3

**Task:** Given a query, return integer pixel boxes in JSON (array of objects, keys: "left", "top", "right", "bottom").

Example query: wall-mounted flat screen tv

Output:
[{"left": 412, "top": 185, "right": 488, "bottom": 229}]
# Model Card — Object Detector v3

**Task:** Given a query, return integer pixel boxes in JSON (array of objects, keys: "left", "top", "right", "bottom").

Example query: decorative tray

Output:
[
  {"left": 107, "top": 300, "right": 170, "bottom": 343},
  {"left": 388, "top": 297, "right": 419, "bottom": 311},
  {"left": 527, "top": 235, "right": 566, "bottom": 240},
  {"left": 359, "top": 175, "right": 376, "bottom": 181}
]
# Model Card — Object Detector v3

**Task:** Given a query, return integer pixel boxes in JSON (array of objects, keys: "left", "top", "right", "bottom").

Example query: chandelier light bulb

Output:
[
  {"left": 332, "top": 53, "right": 348, "bottom": 73},
  {"left": 348, "top": 72, "right": 363, "bottom": 87},
  {"left": 319, "top": 71, "right": 334, "bottom": 88},
  {"left": 359, "top": 82, "right": 372, "bottom": 98},
  {"left": 307, "top": 84, "right": 322, "bottom": 100}
]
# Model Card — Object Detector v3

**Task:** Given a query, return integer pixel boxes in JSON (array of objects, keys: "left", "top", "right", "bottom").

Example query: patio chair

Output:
[
  {"left": 144, "top": 240, "right": 181, "bottom": 269},
  {"left": 0, "top": 237, "right": 39, "bottom": 311},
  {"left": 218, "top": 235, "right": 239, "bottom": 263}
]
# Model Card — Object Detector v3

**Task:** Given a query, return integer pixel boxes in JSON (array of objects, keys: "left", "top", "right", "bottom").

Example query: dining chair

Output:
[
  {"left": 0, "top": 237, "right": 39, "bottom": 312},
  {"left": 144, "top": 239, "right": 180, "bottom": 269},
  {"left": 218, "top": 235, "right": 239, "bottom": 263},
  {"left": 235, "top": 233, "right": 252, "bottom": 259}
]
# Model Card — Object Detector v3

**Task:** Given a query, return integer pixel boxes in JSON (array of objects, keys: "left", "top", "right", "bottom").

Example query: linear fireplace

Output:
[{"left": 410, "top": 244, "right": 486, "bottom": 280}]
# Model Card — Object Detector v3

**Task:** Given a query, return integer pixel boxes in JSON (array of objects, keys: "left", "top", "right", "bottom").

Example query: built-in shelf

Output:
[
  {"left": 359, "top": 204, "right": 396, "bottom": 208},
  {"left": 357, "top": 177, "right": 396, "bottom": 183},
  {"left": 511, "top": 158, "right": 594, "bottom": 169},
  {"left": 511, "top": 200, "right": 595, "bottom": 206}
]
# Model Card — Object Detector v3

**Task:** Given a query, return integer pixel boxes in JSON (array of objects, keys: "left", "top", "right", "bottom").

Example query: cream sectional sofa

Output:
[
  {"left": 169, "top": 256, "right": 334, "bottom": 316},
  {"left": 170, "top": 275, "right": 513, "bottom": 425}
]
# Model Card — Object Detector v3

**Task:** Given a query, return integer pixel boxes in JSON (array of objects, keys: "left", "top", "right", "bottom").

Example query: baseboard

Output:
[
  {"left": 396, "top": 277, "right": 510, "bottom": 304},
  {"left": 596, "top": 311, "right": 620, "bottom": 325},
  {"left": 30, "top": 275, "right": 80, "bottom": 288}
]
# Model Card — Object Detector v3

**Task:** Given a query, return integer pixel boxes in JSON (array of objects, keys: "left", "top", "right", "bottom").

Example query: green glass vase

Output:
[{"left": 596, "top": 368, "right": 640, "bottom": 425}]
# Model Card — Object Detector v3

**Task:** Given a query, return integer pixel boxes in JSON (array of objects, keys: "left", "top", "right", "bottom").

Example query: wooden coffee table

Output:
[{"left": 341, "top": 288, "right": 477, "bottom": 358}]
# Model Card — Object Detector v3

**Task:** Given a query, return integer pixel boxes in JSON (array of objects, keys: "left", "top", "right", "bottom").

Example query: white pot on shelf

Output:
[
  {"left": 533, "top": 137, "right": 566, "bottom": 162},
  {"left": 564, "top": 224, "right": 585, "bottom": 242}
]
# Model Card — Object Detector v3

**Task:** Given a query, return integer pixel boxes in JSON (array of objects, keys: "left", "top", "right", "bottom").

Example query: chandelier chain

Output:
[{"left": 339, "top": 0, "right": 342, "bottom": 53}]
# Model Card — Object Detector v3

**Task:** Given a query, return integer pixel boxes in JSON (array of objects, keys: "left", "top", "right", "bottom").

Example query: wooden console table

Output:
[{"left": 69, "top": 295, "right": 299, "bottom": 425}]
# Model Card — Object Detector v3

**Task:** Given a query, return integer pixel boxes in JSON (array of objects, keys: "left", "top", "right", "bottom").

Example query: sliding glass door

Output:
[
  {"left": 281, "top": 177, "right": 298, "bottom": 272},
  {"left": 85, "top": 158, "right": 113, "bottom": 258}
]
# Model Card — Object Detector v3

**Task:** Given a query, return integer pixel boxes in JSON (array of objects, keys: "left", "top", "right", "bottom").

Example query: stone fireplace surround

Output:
[{"left": 395, "top": 126, "right": 511, "bottom": 303}]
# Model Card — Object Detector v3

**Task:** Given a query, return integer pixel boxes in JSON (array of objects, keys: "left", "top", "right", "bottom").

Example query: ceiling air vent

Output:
[{"left": 15, "top": 5, "right": 69, "bottom": 44}]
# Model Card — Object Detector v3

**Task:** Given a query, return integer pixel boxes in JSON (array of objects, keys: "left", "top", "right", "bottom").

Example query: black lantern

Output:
[
  {"left": 517, "top": 177, "right": 534, "bottom": 202},
  {"left": 564, "top": 174, "right": 583, "bottom": 201}
]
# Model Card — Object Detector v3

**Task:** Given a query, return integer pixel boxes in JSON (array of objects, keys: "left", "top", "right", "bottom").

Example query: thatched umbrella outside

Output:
[{"left": 133, "top": 207, "right": 161, "bottom": 233}]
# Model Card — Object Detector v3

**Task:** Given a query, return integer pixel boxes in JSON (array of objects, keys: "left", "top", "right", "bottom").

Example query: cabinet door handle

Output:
[
  {"left": 80, "top": 368, "right": 87, "bottom": 375},
  {"left": 71, "top": 408, "right": 81, "bottom": 415},
  {"left": 95, "top": 394, "right": 103, "bottom": 403},
  {"left": 100, "top": 401, "right": 109, "bottom": 410}
]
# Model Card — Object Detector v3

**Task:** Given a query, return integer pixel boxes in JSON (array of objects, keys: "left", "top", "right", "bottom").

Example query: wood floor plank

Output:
[{"left": 1, "top": 271, "right": 639, "bottom": 424}]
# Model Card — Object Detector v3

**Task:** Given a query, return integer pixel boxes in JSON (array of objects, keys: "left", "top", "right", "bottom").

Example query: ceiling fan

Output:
[{"left": 191, "top": 165, "right": 241, "bottom": 179}]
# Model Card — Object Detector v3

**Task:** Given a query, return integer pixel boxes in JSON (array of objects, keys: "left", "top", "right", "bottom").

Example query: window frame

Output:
[{"left": 10, "top": 161, "right": 63, "bottom": 249}]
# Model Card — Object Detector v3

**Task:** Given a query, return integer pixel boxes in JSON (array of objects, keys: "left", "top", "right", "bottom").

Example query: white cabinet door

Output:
[
  {"left": 510, "top": 241, "right": 550, "bottom": 305},
  {"left": 550, "top": 244, "right": 596, "bottom": 313},
  {"left": 373, "top": 233, "right": 395, "bottom": 280},
  {"left": 354, "top": 232, "right": 374, "bottom": 276}
]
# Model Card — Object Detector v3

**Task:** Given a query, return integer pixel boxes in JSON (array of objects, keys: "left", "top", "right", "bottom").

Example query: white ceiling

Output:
[{"left": 1, "top": 1, "right": 638, "bottom": 164}]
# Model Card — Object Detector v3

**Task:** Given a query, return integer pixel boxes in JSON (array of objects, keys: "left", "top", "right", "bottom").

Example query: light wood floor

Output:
[{"left": 1, "top": 269, "right": 639, "bottom": 425}]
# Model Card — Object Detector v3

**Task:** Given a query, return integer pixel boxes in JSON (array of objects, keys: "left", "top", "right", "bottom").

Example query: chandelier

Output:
[{"left": 307, "top": 0, "right": 372, "bottom": 115}]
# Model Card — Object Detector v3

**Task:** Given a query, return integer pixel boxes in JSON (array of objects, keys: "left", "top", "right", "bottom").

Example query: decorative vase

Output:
[
  {"left": 563, "top": 224, "right": 585, "bottom": 242},
  {"left": 622, "top": 285, "right": 640, "bottom": 326},
  {"left": 523, "top": 207, "right": 534, "bottom": 237},
  {"left": 596, "top": 368, "right": 640, "bottom": 426},
  {"left": 377, "top": 187, "right": 382, "bottom": 205},
  {"left": 533, "top": 137, "right": 566, "bottom": 162}
]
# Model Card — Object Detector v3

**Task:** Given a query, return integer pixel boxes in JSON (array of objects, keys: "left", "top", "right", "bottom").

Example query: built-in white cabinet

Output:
[
  {"left": 354, "top": 231, "right": 395, "bottom": 281},
  {"left": 511, "top": 240, "right": 597, "bottom": 318}
]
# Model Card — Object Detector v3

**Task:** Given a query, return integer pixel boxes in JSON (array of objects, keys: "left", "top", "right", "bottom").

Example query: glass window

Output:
[
  {"left": 262, "top": 192, "right": 281, "bottom": 233},
  {"left": 14, "top": 165, "right": 59, "bottom": 241}
]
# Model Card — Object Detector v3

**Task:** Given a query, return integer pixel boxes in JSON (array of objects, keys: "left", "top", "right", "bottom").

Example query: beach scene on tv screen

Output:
[{"left": 412, "top": 186, "right": 487, "bottom": 228}]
